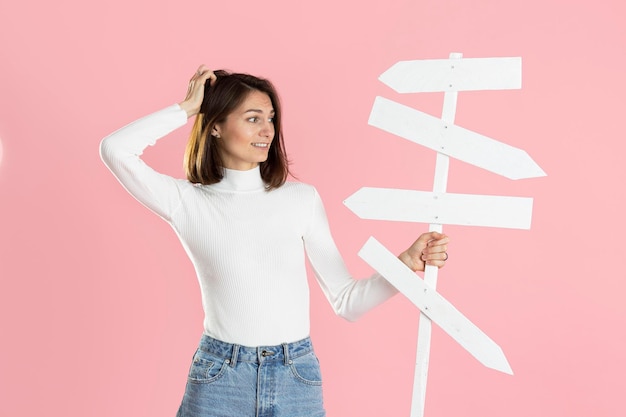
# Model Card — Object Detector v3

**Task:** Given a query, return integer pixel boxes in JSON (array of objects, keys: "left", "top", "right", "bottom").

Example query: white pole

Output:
[{"left": 411, "top": 52, "right": 462, "bottom": 417}]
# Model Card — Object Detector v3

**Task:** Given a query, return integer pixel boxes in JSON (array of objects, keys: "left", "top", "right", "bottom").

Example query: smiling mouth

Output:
[{"left": 252, "top": 143, "right": 270, "bottom": 148}]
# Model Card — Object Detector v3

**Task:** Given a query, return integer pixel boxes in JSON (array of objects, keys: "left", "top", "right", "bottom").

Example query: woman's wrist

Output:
[{"left": 178, "top": 100, "right": 198, "bottom": 119}]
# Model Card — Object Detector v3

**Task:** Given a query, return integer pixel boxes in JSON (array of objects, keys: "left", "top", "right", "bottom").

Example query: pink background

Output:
[{"left": 1, "top": 0, "right": 625, "bottom": 416}]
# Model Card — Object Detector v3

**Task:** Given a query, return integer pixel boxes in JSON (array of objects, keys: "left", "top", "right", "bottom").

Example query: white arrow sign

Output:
[
  {"left": 344, "top": 188, "right": 533, "bottom": 229},
  {"left": 369, "top": 96, "right": 546, "bottom": 180},
  {"left": 379, "top": 57, "right": 522, "bottom": 93},
  {"left": 359, "top": 237, "right": 513, "bottom": 374},
  {"left": 344, "top": 52, "right": 544, "bottom": 417}
]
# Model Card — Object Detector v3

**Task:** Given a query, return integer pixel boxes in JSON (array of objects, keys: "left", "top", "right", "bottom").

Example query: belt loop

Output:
[
  {"left": 230, "top": 344, "right": 239, "bottom": 368},
  {"left": 282, "top": 342, "right": 290, "bottom": 366}
]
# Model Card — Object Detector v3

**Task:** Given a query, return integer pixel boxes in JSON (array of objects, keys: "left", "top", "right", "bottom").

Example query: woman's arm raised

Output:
[
  {"left": 100, "top": 65, "right": 219, "bottom": 221},
  {"left": 100, "top": 65, "right": 215, "bottom": 220}
]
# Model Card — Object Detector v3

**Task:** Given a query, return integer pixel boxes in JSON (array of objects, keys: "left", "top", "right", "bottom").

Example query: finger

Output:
[
  {"left": 414, "top": 231, "right": 438, "bottom": 246},
  {"left": 189, "top": 66, "right": 214, "bottom": 86},
  {"left": 186, "top": 79, "right": 202, "bottom": 95},
  {"left": 428, "top": 231, "right": 446, "bottom": 239},
  {"left": 422, "top": 248, "right": 448, "bottom": 260},
  {"left": 427, "top": 234, "right": 449, "bottom": 247},
  {"left": 189, "top": 65, "right": 210, "bottom": 80},
  {"left": 422, "top": 251, "right": 449, "bottom": 267},
  {"left": 196, "top": 64, "right": 209, "bottom": 75},
  {"left": 409, "top": 233, "right": 446, "bottom": 259},
  {"left": 417, "top": 231, "right": 447, "bottom": 244},
  {"left": 423, "top": 244, "right": 448, "bottom": 256},
  {"left": 193, "top": 64, "right": 216, "bottom": 80},
  {"left": 199, "top": 69, "right": 217, "bottom": 86}
]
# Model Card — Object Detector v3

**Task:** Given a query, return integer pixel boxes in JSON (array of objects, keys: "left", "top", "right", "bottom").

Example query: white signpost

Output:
[{"left": 344, "top": 53, "right": 546, "bottom": 416}]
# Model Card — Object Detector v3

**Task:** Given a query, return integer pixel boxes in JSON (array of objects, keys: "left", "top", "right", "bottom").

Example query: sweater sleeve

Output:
[
  {"left": 303, "top": 188, "right": 398, "bottom": 321},
  {"left": 99, "top": 104, "right": 191, "bottom": 221}
]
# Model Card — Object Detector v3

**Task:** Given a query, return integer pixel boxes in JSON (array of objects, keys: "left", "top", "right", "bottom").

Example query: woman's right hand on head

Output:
[{"left": 178, "top": 65, "right": 217, "bottom": 118}]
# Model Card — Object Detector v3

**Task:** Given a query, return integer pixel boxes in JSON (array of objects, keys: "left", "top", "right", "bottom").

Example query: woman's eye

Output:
[
  {"left": 268, "top": 117, "right": 274, "bottom": 123},
  {"left": 248, "top": 117, "right": 258, "bottom": 123}
]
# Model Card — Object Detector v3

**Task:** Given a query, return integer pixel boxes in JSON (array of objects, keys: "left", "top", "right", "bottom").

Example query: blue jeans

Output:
[{"left": 176, "top": 334, "right": 326, "bottom": 417}]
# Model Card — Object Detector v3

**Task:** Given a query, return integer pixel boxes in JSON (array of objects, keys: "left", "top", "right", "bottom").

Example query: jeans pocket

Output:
[
  {"left": 188, "top": 349, "right": 230, "bottom": 384},
  {"left": 289, "top": 352, "right": 322, "bottom": 386}
]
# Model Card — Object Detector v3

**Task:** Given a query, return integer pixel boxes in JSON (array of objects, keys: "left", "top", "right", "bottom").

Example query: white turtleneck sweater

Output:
[{"left": 100, "top": 104, "right": 397, "bottom": 346}]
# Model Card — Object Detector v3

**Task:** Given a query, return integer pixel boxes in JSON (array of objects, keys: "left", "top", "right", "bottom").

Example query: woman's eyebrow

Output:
[{"left": 243, "top": 108, "right": 275, "bottom": 114}]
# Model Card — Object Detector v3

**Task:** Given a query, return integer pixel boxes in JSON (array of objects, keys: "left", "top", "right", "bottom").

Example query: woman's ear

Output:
[{"left": 211, "top": 126, "right": 221, "bottom": 139}]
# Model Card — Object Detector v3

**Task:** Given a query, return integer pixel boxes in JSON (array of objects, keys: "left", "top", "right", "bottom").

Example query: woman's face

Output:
[{"left": 213, "top": 90, "right": 275, "bottom": 171}]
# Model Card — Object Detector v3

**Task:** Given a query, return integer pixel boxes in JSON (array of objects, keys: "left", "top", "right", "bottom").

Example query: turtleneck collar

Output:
[{"left": 211, "top": 166, "right": 266, "bottom": 192}]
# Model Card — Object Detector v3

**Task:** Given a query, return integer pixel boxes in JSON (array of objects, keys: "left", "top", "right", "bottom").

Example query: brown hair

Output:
[{"left": 184, "top": 70, "right": 289, "bottom": 190}]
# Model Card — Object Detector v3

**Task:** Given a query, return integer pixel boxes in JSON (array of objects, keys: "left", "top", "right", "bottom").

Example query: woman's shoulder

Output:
[
  {"left": 273, "top": 181, "right": 323, "bottom": 208},
  {"left": 279, "top": 180, "right": 318, "bottom": 196}
]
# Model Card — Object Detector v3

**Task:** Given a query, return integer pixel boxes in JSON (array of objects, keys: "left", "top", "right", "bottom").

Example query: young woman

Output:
[{"left": 100, "top": 65, "right": 448, "bottom": 417}]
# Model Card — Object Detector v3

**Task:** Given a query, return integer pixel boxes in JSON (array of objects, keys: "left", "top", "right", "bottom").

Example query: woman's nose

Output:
[{"left": 260, "top": 121, "right": 274, "bottom": 137}]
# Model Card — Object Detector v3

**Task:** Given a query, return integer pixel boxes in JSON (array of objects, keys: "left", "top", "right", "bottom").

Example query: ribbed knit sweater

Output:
[{"left": 100, "top": 104, "right": 397, "bottom": 346}]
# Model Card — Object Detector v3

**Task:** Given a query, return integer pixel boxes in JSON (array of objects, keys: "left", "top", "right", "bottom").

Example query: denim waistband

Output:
[{"left": 198, "top": 334, "right": 314, "bottom": 366}]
